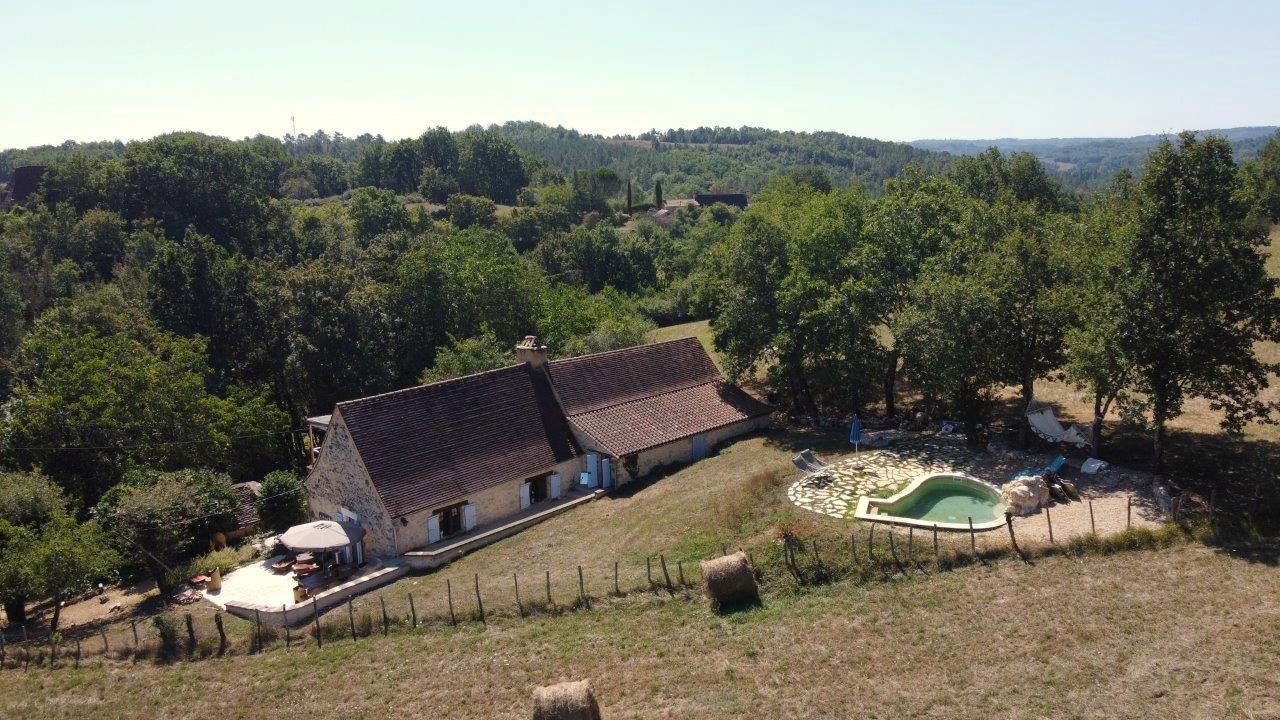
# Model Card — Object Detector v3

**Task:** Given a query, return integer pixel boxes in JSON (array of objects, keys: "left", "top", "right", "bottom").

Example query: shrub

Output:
[{"left": 257, "top": 471, "right": 308, "bottom": 533}]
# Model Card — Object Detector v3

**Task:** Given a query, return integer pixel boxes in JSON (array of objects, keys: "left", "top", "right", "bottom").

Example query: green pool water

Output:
[{"left": 885, "top": 476, "right": 1004, "bottom": 524}]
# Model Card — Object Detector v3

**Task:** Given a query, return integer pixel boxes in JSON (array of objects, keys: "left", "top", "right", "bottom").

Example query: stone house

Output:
[{"left": 304, "top": 336, "right": 769, "bottom": 559}]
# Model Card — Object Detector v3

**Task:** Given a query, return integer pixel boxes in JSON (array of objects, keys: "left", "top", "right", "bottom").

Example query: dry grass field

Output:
[{"left": 2, "top": 545, "right": 1277, "bottom": 720}]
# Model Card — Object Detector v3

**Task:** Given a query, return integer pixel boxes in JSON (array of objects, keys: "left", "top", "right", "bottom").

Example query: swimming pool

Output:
[{"left": 853, "top": 473, "right": 1007, "bottom": 531}]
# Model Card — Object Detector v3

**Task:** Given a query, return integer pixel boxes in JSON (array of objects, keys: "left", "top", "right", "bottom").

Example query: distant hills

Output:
[
  {"left": 910, "top": 126, "right": 1279, "bottom": 189},
  {"left": 495, "top": 122, "right": 950, "bottom": 197},
  {"left": 4, "top": 123, "right": 1276, "bottom": 198}
]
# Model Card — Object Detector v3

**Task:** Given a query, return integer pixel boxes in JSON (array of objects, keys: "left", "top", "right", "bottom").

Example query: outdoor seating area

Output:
[{"left": 203, "top": 519, "right": 370, "bottom": 609}]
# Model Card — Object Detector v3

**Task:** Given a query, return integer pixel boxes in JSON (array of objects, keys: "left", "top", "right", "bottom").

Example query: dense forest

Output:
[
  {"left": 912, "top": 126, "right": 1279, "bottom": 190},
  {"left": 1, "top": 121, "right": 1279, "bottom": 629}
]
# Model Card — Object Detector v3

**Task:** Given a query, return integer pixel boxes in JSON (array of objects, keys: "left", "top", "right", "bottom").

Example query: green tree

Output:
[
  {"left": 709, "top": 181, "right": 881, "bottom": 415},
  {"left": 0, "top": 521, "right": 38, "bottom": 624},
  {"left": 446, "top": 193, "right": 497, "bottom": 229},
  {"left": 3, "top": 288, "right": 290, "bottom": 502},
  {"left": 978, "top": 208, "right": 1075, "bottom": 447},
  {"left": 119, "top": 133, "right": 276, "bottom": 253},
  {"left": 867, "top": 172, "right": 976, "bottom": 417},
  {"left": 420, "top": 330, "right": 511, "bottom": 383},
  {"left": 256, "top": 470, "right": 308, "bottom": 532},
  {"left": 418, "top": 165, "right": 459, "bottom": 203},
  {"left": 894, "top": 267, "right": 1004, "bottom": 446},
  {"left": 347, "top": 186, "right": 410, "bottom": 243},
  {"left": 30, "top": 516, "right": 118, "bottom": 632},
  {"left": 457, "top": 129, "right": 528, "bottom": 203},
  {"left": 418, "top": 127, "right": 459, "bottom": 175},
  {"left": 1063, "top": 173, "right": 1141, "bottom": 451},
  {"left": 1240, "top": 130, "right": 1280, "bottom": 222},
  {"left": 1120, "top": 133, "right": 1280, "bottom": 472},
  {"left": 382, "top": 138, "right": 423, "bottom": 193},
  {"left": 96, "top": 469, "right": 237, "bottom": 591},
  {"left": 354, "top": 137, "right": 386, "bottom": 188},
  {"left": 655, "top": 179, "right": 664, "bottom": 208}
]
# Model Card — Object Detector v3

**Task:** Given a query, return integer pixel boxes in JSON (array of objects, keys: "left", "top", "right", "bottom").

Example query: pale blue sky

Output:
[{"left": 3, "top": 0, "right": 1277, "bottom": 148}]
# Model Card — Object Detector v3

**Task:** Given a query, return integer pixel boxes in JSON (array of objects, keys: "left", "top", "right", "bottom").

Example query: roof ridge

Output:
[
  {"left": 548, "top": 336, "right": 705, "bottom": 367},
  {"left": 336, "top": 362, "right": 529, "bottom": 408}
]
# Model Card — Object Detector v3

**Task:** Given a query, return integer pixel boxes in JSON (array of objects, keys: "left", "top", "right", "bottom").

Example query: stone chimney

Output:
[{"left": 515, "top": 335, "right": 548, "bottom": 369}]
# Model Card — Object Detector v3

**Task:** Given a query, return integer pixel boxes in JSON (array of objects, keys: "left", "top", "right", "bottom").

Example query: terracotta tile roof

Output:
[
  {"left": 337, "top": 365, "right": 579, "bottom": 519},
  {"left": 547, "top": 338, "right": 770, "bottom": 455}
]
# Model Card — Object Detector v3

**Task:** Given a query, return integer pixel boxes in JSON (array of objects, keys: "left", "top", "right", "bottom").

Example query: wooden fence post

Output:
[
  {"left": 544, "top": 571, "right": 552, "bottom": 608},
  {"left": 906, "top": 527, "right": 914, "bottom": 563},
  {"left": 379, "top": 597, "right": 389, "bottom": 636},
  {"left": 1088, "top": 500, "right": 1096, "bottom": 536},
  {"left": 347, "top": 598, "right": 356, "bottom": 641},
  {"left": 932, "top": 523, "right": 939, "bottom": 559},
  {"left": 614, "top": 561, "right": 620, "bottom": 596},
  {"left": 214, "top": 613, "right": 227, "bottom": 656},
  {"left": 254, "top": 609, "right": 263, "bottom": 653},
  {"left": 74, "top": 638, "right": 81, "bottom": 668},
  {"left": 130, "top": 620, "right": 139, "bottom": 650},
  {"left": 1045, "top": 505, "right": 1054, "bottom": 544},
  {"left": 867, "top": 525, "right": 876, "bottom": 565},
  {"left": 99, "top": 626, "right": 109, "bottom": 655},
  {"left": 578, "top": 565, "right": 589, "bottom": 608},
  {"left": 659, "top": 555, "right": 673, "bottom": 594},
  {"left": 409, "top": 593, "right": 417, "bottom": 629},
  {"left": 1005, "top": 512, "right": 1024, "bottom": 561},
  {"left": 849, "top": 532, "right": 857, "bottom": 565},
  {"left": 968, "top": 517, "right": 976, "bottom": 553},
  {"left": 474, "top": 574, "right": 486, "bottom": 624},
  {"left": 312, "top": 598, "right": 322, "bottom": 648},
  {"left": 677, "top": 560, "right": 686, "bottom": 587},
  {"left": 513, "top": 573, "right": 524, "bottom": 618},
  {"left": 447, "top": 579, "right": 457, "bottom": 626},
  {"left": 1126, "top": 495, "right": 1132, "bottom": 530},
  {"left": 185, "top": 613, "right": 196, "bottom": 658}
]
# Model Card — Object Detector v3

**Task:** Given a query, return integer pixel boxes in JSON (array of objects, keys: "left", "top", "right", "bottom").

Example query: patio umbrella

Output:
[
  {"left": 279, "top": 520, "right": 364, "bottom": 552},
  {"left": 849, "top": 415, "right": 862, "bottom": 453}
]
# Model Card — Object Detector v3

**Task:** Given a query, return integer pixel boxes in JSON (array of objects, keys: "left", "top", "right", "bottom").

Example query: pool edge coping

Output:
[{"left": 853, "top": 472, "right": 1007, "bottom": 532}]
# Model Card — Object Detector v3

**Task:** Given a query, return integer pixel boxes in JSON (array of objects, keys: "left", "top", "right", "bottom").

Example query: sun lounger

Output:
[
  {"left": 799, "top": 449, "right": 830, "bottom": 469},
  {"left": 792, "top": 454, "right": 824, "bottom": 475}
]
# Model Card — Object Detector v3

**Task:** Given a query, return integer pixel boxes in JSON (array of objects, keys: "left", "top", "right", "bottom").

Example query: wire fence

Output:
[
  {"left": 0, "top": 492, "right": 1217, "bottom": 672},
  {"left": 0, "top": 551, "right": 709, "bottom": 670}
]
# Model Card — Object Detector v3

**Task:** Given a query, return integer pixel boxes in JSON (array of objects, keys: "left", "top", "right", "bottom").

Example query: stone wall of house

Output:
[
  {"left": 304, "top": 411, "right": 398, "bottom": 557},
  {"left": 394, "top": 456, "right": 582, "bottom": 553},
  {"left": 622, "top": 415, "right": 770, "bottom": 482}
]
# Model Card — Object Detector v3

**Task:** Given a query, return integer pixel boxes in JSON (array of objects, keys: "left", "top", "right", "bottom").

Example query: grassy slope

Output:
[
  {"left": 12, "top": 239, "right": 1280, "bottom": 716},
  {"left": 4, "top": 546, "right": 1278, "bottom": 719}
]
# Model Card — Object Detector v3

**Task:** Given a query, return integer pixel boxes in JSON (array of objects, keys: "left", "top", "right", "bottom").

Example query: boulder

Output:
[{"left": 1001, "top": 475, "right": 1049, "bottom": 516}]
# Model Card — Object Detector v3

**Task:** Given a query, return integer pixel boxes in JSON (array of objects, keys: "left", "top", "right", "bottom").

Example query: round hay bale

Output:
[
  {"left": 532, "top": 680, "right": 602, "bottom": 720},
  {"left": 700, "top": 551, "right": 759, "bottom": 610}
]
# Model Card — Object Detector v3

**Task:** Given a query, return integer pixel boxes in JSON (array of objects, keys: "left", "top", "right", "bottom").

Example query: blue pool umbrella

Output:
[{"left": 849, "top": 415, "right": 862, "bottom": 453}]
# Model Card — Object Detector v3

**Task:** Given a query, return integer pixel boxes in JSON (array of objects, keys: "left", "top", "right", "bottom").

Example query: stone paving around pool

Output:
[{"left": 787, "top": 435, "right": 977, "bottom": 519}]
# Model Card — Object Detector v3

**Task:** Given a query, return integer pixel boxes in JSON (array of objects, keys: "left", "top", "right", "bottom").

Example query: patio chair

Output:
[{"left": 799, "top": 449, "right": 831, "bottom": 469}]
